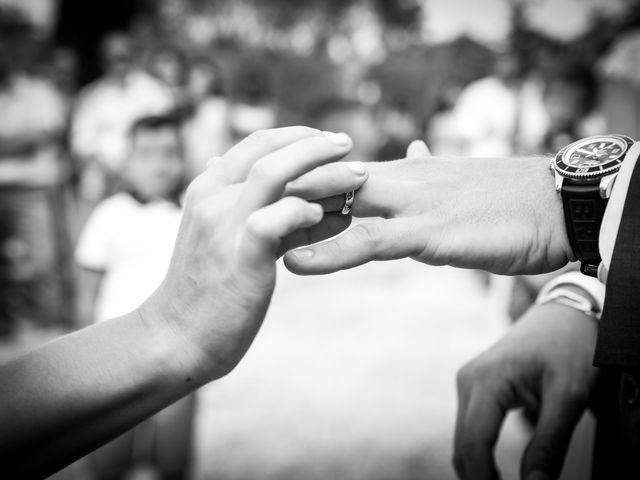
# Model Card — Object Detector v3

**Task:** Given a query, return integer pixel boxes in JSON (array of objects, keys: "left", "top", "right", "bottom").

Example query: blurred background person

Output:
[
  {"left": 75, "top": 114, "right": 194, "bottom": 480},
  {"left": 70, "top": 32, "right": 175, "bottom": 206},
  {"left": 375, "top": 100, "right": 423, "bottom": 161},
  {"left": 147, "top": 43, "right": 190, "bottom": 112},
  {"left": 451, "top": 49, "right": 549, "bottom": 157},
  {"left": 312, "top": 98, "right": 381, "bottom": 163},
  {"left": 0, "top": 6, "right": 71, "bottom": 337},
  {"left": 227, "top": 61, "right": 278, "bottom": 143},
  {"left": 44, "top": 46, "right": 80, "bottom": 110},
  {"left": 425, "top": 81, "right": 465, "bottom": 156}
]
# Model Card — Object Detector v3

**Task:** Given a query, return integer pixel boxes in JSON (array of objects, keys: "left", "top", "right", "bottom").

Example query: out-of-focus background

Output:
[{"left": 2, "top": 0, "right": 640, "bottom": 479}]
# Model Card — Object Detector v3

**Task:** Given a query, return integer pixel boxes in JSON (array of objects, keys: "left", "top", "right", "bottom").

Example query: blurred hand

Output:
[
  {"left": 142, "top": 127, "right": 367, "bottom": 381},
  {"left": 284, "top": 154, "right": 573, "bottom": 275},
  {"left": 454, "top": 302, "right": 599, "bottom": 480}
]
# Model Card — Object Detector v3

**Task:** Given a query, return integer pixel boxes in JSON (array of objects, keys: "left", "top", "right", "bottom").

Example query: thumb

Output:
[
  {"left": 406, "top": 139, "right": 431, "bottom": 157},
  {"left": 284, "top": 218, "right": 419, "bottom": 275},
  {"left": 521, "top": 387, "right": 585, "bottom": 480}
]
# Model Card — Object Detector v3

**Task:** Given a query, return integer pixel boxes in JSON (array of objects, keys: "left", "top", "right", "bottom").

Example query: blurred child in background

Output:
[
  {"left": 71, "top": 32, "right": 175, "bottom": 205},
  {"left": 75, "top": 114, "right": 195, "bottom": 480}
]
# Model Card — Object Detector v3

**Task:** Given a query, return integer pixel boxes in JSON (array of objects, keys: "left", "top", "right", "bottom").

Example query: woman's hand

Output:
[{"left": 143, "top": 127, "right": 366, "bottom": 381}]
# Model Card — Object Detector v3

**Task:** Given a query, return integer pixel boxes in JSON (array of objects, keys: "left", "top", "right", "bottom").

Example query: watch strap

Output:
[{"left": 560, "top": 181, "right": 608, "bottom": 274}]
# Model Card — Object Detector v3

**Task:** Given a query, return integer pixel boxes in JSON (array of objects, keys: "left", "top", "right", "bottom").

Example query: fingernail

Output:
[
  {"left": 323, "top": 131, "right": 351, "bottom": 146},
  {"left": 346, "top": 161, "right": 366, "bottom": 175},
  {"left": 292, "top": 248, "right": 314, "bottom": 260},
  {"left": 527, "top": 471, "right": 550, "bottom": 480}
]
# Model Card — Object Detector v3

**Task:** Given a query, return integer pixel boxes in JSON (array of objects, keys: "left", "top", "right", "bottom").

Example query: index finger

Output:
[
  {"left": 520, "top": 385, "right": 587, "bottom": 480},
  {"left": 214, "top": 127, "right": 324, "bottom": 185},
  {"left": 454, "top": 387, "right": 506, "bottom": 480}
]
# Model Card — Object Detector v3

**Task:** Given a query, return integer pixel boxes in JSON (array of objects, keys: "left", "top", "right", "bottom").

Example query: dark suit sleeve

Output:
[{"left": 594, "top": 155, "right": 640, "bottom": 369}]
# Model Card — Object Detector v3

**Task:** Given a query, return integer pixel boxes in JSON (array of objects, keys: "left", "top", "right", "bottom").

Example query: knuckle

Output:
[
  {"left": 456, "top": 362, "right": 480, "bottom": 388},
  {"left": 552, "top": 381, "right": 589, "bottom": 406},
  {"left": 525, "top": 438, "right": 564, "bottom": 472},
  {"left": 249, "top": 159, "right": 279, "bottom": 183},
  {"left": 190, "top": 202, "right": 215, "bottom": 226},
  {"left": 351, "top": 223, "right": 379, "bottom": 248},
  {"left": 185, "top": 176, "right": 203, "bottom": 200},
  {"left": 245, "top": 213, "right": 266, "bottom": 239}
]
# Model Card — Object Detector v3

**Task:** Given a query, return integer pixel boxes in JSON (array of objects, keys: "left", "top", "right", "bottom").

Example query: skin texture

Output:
[
  {"left": 454, "top": 301, "right": 599, "bottom": 480},
  {"left": 0, "top": 127, "right": 367, "bottom": 478},
  {"left": 285, "top": 153, "right": 574, "bottom": 276}
]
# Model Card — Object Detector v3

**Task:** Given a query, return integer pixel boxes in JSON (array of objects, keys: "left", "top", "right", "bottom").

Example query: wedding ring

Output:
[{"left": 341, "top": 191, "right": 355, "bottom": 215}]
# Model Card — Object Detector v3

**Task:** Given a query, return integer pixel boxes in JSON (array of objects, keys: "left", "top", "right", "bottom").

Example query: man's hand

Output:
[
  {"left": 284, "top": 155, "right": 573, "bottom": 275},
  {"left": 454, "top": 302, "right": 599, "bottom": 480},
  {"left": 143, "top": 127, "right": 367, "bottom": 381}
]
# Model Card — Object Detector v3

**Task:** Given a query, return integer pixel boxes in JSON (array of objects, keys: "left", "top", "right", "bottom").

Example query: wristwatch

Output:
[{"left": 551, "top": 134, "right": 635, "bottom": 276}]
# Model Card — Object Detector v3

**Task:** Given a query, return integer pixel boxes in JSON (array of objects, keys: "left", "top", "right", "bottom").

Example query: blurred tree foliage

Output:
[
  {"left": 58, "top": 0, "right": 640, "bottom": 128},
  {"left": 368, "top": 37, "right": 495, "bottom": 122},
  {"left": 509, "top": 0, "right": 640, "bottom": 79}
]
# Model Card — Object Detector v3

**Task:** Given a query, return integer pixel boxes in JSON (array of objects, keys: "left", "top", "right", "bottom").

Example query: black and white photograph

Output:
[{"left": 1, "top": 0, "right": 639, "bottom": 479}]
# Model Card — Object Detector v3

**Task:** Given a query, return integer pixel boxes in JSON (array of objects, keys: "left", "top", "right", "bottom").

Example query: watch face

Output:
[{"left": 554, "top": 135, "right": 634, "bottom": 179}]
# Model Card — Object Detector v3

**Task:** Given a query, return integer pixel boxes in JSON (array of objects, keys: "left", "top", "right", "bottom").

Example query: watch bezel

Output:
[{"left": 552, "top": 134, "right": 634, "bottom": 180}]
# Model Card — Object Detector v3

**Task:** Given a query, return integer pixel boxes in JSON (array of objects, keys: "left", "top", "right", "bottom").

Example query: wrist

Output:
[
  {"left": 532, "top": 155, "right": 576, "bottom": 266},
  {"left": 141, "top": 276, "right": 257, "bottom": 385},
  {"left": 137, "top": 289, "right": 220, "bottom": 388}
]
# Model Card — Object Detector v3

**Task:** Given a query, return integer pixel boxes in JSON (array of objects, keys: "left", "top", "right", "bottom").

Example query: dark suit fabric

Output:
[{"left": 593, "top": 161, "right": 640, "bottom": 478}]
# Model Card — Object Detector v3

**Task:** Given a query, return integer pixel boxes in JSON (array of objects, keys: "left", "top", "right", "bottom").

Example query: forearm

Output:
[{"left": 0, "top": 305, "right": 198, "bottom": 478}]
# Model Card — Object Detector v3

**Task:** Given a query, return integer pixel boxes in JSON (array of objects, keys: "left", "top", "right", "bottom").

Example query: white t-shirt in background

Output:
[{"left": 75, "top": 192, "right": 182, "bottom": 323}]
